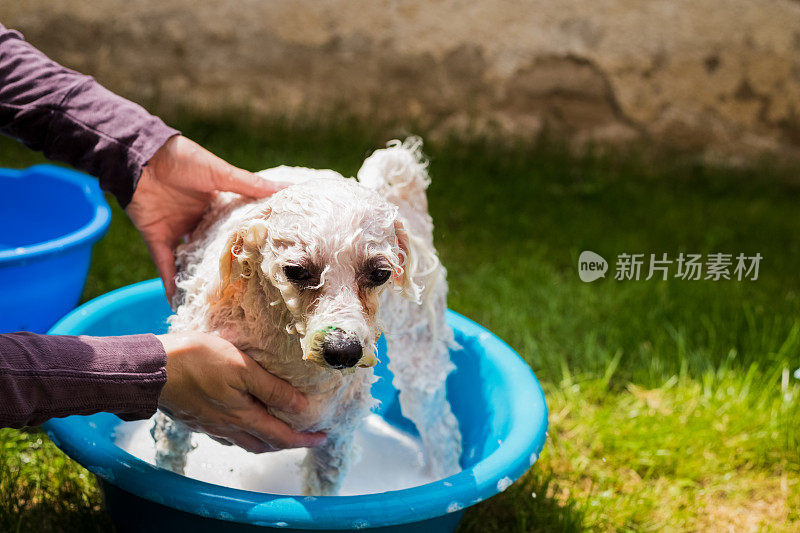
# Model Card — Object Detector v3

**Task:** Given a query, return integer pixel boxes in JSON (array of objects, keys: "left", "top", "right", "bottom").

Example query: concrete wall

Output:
[{"left": 3, "top": 1, "right": 800, "bottom": 160}]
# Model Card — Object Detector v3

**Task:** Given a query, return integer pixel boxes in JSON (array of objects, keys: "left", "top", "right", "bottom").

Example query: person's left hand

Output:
[{"left": 126, "top": 135, "right": 283, "bottom": 302}]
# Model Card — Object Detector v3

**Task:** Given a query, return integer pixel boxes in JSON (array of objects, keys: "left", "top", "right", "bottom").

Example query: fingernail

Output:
[
  {"left": 309, "top": 433, "right": 327, "bottom": 446},
  {"left": 261, "top": 180, "right": 293, "bottom": 190}
]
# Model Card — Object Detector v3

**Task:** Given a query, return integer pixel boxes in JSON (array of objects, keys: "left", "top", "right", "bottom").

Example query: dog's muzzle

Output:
[{"left": 305, "top": 326, "right": 377, "bottom": 370}]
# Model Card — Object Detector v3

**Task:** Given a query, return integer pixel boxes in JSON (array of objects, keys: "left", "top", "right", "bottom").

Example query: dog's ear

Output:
[
  {"left": 393, "top": 219, "right": 424, "bottom": 303},
  {"left": 217, "top": 232, "right": 242, "bottom": 298},
  {"left": 216, "top": 208, "right": 271, "bottom": 299}
]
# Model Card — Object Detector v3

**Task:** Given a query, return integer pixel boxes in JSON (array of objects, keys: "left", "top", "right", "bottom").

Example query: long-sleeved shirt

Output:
[{"left": 0, "top": 23, "right": 176, "bottom": 428}]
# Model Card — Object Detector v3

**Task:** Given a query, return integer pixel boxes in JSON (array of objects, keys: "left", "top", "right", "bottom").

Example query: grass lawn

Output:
[{"left": 1, "top": 118, "right": 799, "bottom": 531}]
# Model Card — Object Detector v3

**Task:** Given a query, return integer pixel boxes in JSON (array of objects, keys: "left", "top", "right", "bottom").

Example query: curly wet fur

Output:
[{"left": 152, "top": 138, "right": 462, "bottom": 495}]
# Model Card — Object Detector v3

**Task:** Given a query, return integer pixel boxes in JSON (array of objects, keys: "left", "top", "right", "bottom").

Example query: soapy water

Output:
[{"left": 115, "top": 414, "right": 448, "bottom": 496}]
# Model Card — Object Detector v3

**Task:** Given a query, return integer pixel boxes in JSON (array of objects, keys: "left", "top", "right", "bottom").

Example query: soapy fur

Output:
[{"left": 152, "top": 138, "right": 462, "bottom": 495}]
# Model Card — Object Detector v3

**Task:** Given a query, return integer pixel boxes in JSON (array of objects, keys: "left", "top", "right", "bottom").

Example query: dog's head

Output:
[{"left": 215, "top": 177, "right": 419, "bottom": 371}]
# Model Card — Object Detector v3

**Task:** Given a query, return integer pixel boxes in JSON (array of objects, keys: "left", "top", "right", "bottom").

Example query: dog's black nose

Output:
[{"left": 322, "top": 334, "right": 363, "bottom": 369}]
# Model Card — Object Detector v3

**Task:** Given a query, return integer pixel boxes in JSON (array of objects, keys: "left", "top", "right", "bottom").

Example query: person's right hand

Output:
[
  {"left": 127, "top": 135, "right": 285, "bottom": 303},
  {"left": 156, "top": 332, "right": 326, "bottom": 453}
]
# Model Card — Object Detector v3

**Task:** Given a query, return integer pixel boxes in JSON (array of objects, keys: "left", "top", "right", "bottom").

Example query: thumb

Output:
[
  {"left": 240, "top": 354, "right": 308, "bottom": 414},
  {"left": 214, "top": 164, "right": 286, "bottom": 198},
  {"left": 148, "top": 240, "right": 177, "bottom": 305}
]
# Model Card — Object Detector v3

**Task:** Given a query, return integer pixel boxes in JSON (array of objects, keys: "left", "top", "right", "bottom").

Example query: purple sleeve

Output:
[
  {"left": 0, "top": 332, "right": 167, "bottom": 428},
  {"left": 0, "top": 23, "right": 179, "bottom": 207}
]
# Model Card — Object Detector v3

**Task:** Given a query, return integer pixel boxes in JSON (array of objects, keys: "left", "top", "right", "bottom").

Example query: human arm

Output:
[
  {"left": 0, "top": 332, "right": 166, "bottom": 428},
  {"left": 0, "top": 22, "right": 283, "bottom": 301},
  {"left": 0, "top": 22, "right": 177, "bottom": 206},
  {"left": 0, "top": 331, "right": 325, "bottom": 451}
]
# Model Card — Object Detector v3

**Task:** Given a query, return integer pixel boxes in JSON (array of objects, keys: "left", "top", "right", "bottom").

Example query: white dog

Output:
[{"left": 151, "top": 138, "right": 462, "bottom": 496}]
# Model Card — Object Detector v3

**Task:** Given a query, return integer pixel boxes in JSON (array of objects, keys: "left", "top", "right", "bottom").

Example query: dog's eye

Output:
[
  {"left": 368, "top": 269, "right": 392, "bottom": 285},
  {"left": 284, "top": 265, "right": 311, "bottom": 282}
]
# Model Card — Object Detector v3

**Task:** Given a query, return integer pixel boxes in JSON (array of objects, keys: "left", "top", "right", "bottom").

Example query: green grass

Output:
[{"left": 1, "top": 117, "right": 800, "bottom": 531}]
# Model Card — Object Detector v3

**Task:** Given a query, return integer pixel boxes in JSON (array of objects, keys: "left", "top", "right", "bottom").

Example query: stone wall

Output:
[{"left": 3, "top": 1, "right": 800, "bottom": 159}]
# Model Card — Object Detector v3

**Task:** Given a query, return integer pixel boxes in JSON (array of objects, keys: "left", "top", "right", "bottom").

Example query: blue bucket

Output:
[
  {"left": 44, "top": 279, "right": 548, "bottom": 532},
  {"left": 0, "top": 164, "right": 111, "bottom": 333}
]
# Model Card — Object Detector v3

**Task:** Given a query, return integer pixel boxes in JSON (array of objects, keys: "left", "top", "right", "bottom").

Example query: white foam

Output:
[
  {"left": 446, "top": 501, "right": 463, "bottom": 513},
  {"left": 115, "top": 414, "right": 443, "bottom": 496},
  {"left": 496, "top": 476, "right": 513, "bottom": 492}
]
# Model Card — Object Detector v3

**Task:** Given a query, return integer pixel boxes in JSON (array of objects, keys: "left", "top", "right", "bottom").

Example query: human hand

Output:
[
  {"left": 126, "top": 135, "right": 282, "bottom": 302},
  {"left": 156, "top": 332, "right": 326, "bottom": 453}
]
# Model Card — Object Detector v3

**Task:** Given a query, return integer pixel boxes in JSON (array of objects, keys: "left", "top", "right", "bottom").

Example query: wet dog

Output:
[{"left": 152, "top": 139, "right": 461, "bottom": 495}]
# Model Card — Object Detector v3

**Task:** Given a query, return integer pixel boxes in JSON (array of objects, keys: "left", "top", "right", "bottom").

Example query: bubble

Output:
[
  {"left": 447, "top": 502, "right": 463, "bottom": 513},
  {"left": 497, "top": 477, "right": 513, "bottom": 492}
]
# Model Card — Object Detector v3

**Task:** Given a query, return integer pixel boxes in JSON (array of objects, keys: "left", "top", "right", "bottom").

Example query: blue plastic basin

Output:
[
  {"left": 44, "top": 279, "right": 548, "bottom": 532},
  {"left": 0, "top": 164, "right": 110, "bottom": 333}
]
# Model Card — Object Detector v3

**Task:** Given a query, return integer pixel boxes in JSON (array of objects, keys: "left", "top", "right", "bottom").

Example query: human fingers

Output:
[
  {"left": 200, "top": 424, "right": 273, "bottom": 454},
  {"left": 147, "top": 135, "right": 283, "bottom": 198},
  {"left": 211, "top": 162, "right": 284, "bottom": 198},
  {"left": 240, "top": 409, "right": 327, "bottom": 450},
  {"left": 147, "top": 240, "right": 177, "bottom": 303},
  {"left": 238, "top": 353, "right": 308, "bottom": 414},
  {"left": 223, "top": 430, "right": 276, "bottom": 454}
]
